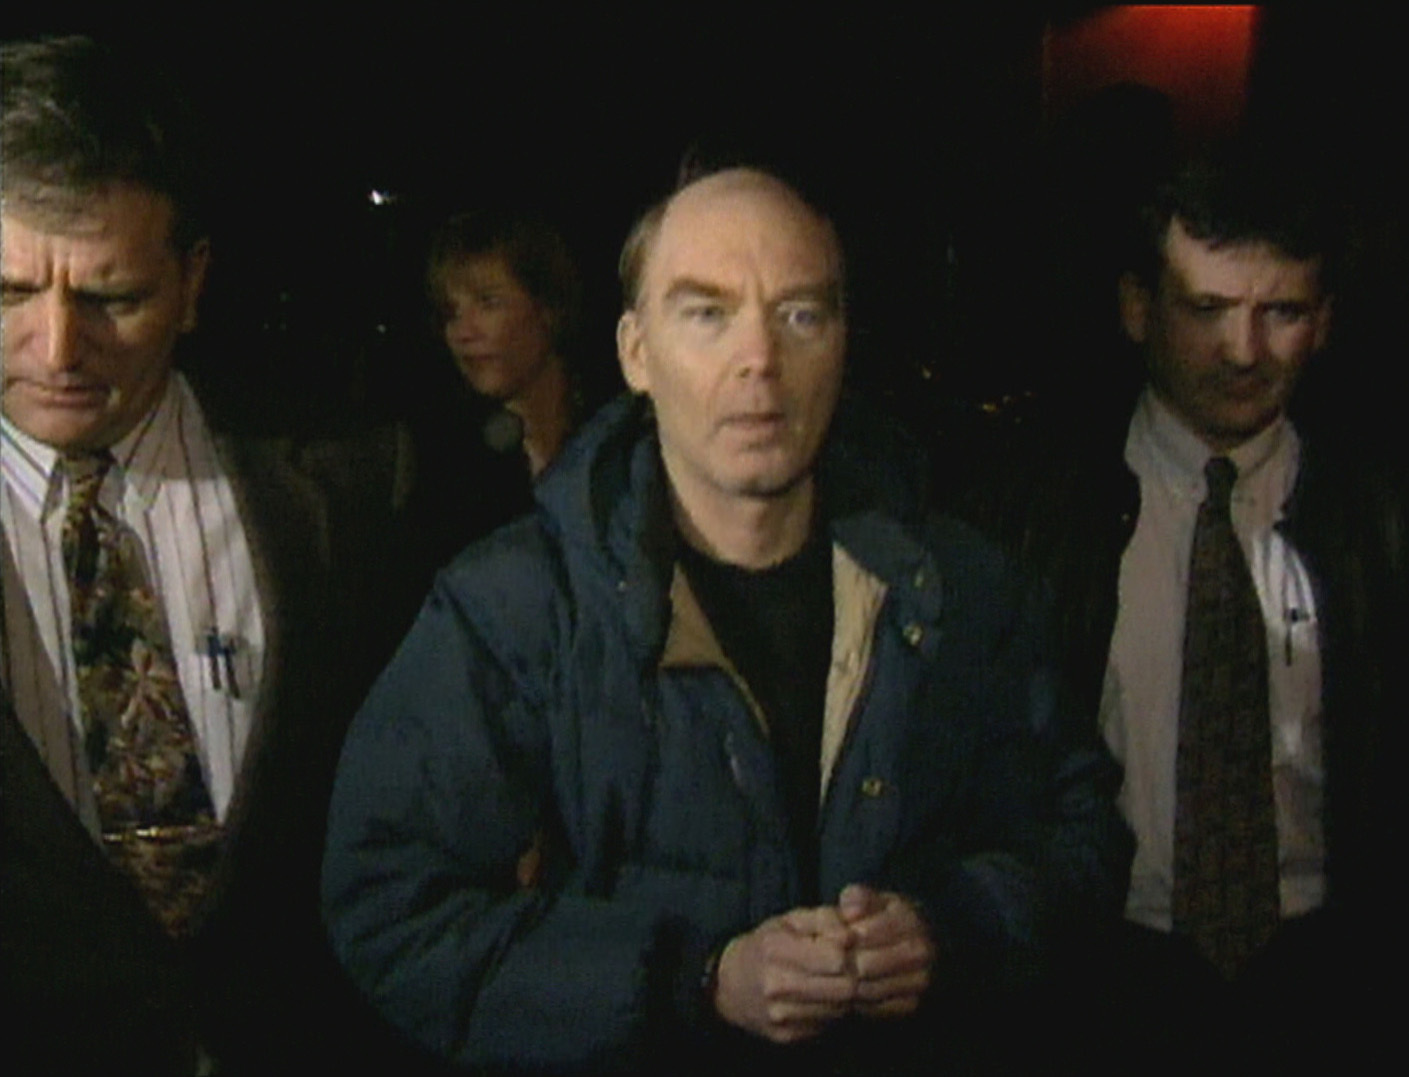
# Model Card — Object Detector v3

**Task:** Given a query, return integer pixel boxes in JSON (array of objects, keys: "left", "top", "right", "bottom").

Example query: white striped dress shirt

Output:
[{"left": 1, "top": 373, "right": 263, "bottom": 831}]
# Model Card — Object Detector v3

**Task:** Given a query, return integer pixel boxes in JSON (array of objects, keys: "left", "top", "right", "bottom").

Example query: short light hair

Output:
[{"left": 0, "top": 35, "right": 209, "bottom": 250}]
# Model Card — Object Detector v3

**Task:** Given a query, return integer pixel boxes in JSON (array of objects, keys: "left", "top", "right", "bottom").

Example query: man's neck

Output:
[
  {"left": 1, "top": 374, "right": 175, "bottom": 502},
  {"left": 1137, "top": 389, "right": 1289, "bottom": 484},
  {"left": 667, "top": 471, "right": 817, "bottom": 570}
]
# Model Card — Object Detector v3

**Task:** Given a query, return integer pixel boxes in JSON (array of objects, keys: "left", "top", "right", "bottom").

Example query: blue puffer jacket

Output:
[{"left": 322, "top": 394, "right": 1130, "bottom": 1072}]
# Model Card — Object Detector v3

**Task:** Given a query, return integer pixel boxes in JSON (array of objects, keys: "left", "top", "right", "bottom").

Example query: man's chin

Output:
[
  {"left": 1203, "top": 407, "right": 1286, "bottom": 451},
  {"left": 731, "top": 464, "right": 812, "bottom": 501},
  {"left": 5, "top": 408, "right": 116, "bottom": 453}
]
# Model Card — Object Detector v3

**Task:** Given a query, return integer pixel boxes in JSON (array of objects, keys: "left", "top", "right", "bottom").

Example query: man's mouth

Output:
[
  {"left": 722, "top": 411, "right": 786, "bottom": 430},
  {"left": 1212, "top": 375, "right": 1275, "bottom": 402},
  {"left": 718, "top": 411, "right": 791, "bottom": 446},
  {"left": 16, "top": 381, "right": 110, "bottom": 408}
]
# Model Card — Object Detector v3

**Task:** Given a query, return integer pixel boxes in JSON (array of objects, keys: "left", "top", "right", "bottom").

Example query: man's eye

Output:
[
  {"left": 778, "top": 302, "right": 828, "bottom": 334},
  {"left": 75, "top": 291, "right": 143, "bottom": 315},
  {"left": 681, "top": 303, "right": 726, "bottom": 325},
  {"left": 1265, "top": 303, "right": 1311, "bottom": 325},
  {"left": 0, "top": 282, "right": 38, "bottom": 307},
  {"left": 102, "top": 295, "right": 143, "bottom": 315}
]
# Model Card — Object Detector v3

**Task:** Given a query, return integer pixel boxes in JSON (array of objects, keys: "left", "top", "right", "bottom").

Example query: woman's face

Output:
[{"left": 439, "top": 253, "right": 556, "bottom": 402}]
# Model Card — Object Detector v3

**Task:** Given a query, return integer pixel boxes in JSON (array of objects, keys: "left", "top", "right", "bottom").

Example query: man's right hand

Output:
[{"left": 712, "top": 906, "right": 858, "bottom": 1044}]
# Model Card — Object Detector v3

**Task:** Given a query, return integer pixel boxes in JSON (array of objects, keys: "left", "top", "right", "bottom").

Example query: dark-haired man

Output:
[
  {"left": 322, "top": 166, "right": 1129, "bottom": 1072},
  {"left": 1, "top": 36, "right": 419, "bottom": 1074},
  {"left": 960, "top": 148, "right": 1405, "bottom": 1061}
]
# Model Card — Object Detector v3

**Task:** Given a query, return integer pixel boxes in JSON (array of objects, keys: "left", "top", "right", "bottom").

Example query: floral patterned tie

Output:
[
  {"left": 62, "top": 451, "right": 222, "bottom": 937},
  {"left": 1172, "top": 456, "right": 1280, "bottom": 978}
]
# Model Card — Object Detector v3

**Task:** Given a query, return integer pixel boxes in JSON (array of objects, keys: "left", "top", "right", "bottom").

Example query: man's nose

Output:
[
  {"left": 734, "top": 305, "right": 781, "bottom": 378},
  {"left": 39, "top": 292, "right": 84, "bottom": 373},
  {"left": 1224, "top": 310, "right": 1268, "bottom": 368}
]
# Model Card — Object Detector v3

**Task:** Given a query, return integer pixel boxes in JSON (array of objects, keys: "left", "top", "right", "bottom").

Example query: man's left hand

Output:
[{"left": 837, "top": 884, "right": 935, "bottom": 1018}]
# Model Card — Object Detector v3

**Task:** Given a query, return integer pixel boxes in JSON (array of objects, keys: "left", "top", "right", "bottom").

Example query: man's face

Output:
[
  {"left": 439, "top": 253, "right": 557, "bottom": 404},
  {"left": 617, "top": 171, "right": 845, "bottom": 516},
  {"left": 1122, "top": 217, "right": 1330, "bottom": 451},
  {"left": 1, "top": 185, "right": 208, "bottom": 452}
]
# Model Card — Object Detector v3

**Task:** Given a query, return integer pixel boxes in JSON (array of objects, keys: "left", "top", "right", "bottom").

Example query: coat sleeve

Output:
[
  {"left": 995, "top": 561, "right": 1133, "bottom": 927},
  {"left": 321, "top": 563, "right": 717, "bottom": 1072},
  {"left": 882, "top": 520, "right": 1132, "bottom": 990}
]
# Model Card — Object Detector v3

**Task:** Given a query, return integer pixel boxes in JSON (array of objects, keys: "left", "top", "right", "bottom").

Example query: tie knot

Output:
[
  {"left": 62, "top": 451, "right": 115, "bottom": 514},
  {"left": 1203, "top": 456, "right": 1237, "bottom": 508}
]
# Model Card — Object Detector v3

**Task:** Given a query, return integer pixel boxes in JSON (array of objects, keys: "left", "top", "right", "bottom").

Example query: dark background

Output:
[{"left": 8, "top": 7, "right": 1407, "bottom": 450}]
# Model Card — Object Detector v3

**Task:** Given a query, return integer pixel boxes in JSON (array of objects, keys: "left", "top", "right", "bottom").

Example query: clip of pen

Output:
[
  {"left": 1283, "top": 606, "right": 1305, "bottom": 666},
  {"left": 204, "top": 628, "right": 241, "bottom": 698}
]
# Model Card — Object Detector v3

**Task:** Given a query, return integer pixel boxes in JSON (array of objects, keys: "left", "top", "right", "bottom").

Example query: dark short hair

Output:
[
  {"left": 618, "top": 153, "right": 845, "bottom": 311},
  {"left": 427, "top": 208, "right": 582, "bottom": 354},
  {"left": 0, "top": 35, "right": 209, "bottom": 250},
  {"left": 1130, "top": 142, "right": 1335, "bottom": 292}
]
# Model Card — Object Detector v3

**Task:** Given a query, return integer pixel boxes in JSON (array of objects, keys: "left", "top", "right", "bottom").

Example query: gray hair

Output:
[{"left": 1, "top": 35, "right": 209, "bottom": 250}]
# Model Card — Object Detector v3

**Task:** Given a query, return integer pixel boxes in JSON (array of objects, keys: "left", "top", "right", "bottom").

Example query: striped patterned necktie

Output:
[
  {"left": 1172, "top": 455, "right": 1280, "bottom": 978},
  {"left": 62, "top": 450, "right": 223, "bottom": 937}
]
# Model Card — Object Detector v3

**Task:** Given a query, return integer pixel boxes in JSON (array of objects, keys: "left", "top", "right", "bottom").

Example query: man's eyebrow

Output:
[
  {"left": 661, "top": 277, "right": 842, "bottom": 307},
  {"left": 775, "top": 280, "right": 843, "bottom": 309},
  {"left": 1165, "top": 271, "right": 1233, "bottom": 303},
  {"left": 662, "top": 278, "right": 733, "bottom": 304},
  {"left": 73, "top": 282, "right": 154, "bottom": 299}
]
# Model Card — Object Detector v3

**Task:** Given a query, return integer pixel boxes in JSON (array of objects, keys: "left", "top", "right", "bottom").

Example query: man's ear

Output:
[
  {"left": 179, "top": 238, "right": 211, "bottom": 333},
  {"left": 1118, "top": 271, "right": 1151, "bottom": 345},
  {"left": 616, "top": 310, "right": 649, "bottom": 394}
]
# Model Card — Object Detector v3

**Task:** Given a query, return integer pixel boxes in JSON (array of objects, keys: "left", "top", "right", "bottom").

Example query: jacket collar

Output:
[{"left": 537, "top": 392, "right": 938, "bottom": 667}]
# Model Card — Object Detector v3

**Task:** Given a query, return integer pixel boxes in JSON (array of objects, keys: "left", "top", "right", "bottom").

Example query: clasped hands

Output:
[{"left": 712, "top": 883, "right": 935, "bottom": 1044}]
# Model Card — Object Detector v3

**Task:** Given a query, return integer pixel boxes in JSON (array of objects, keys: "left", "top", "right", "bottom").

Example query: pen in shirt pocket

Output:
[
  {"left": 203, "top": 628, "right": 241, "bottom": 698},
  {"left": 1283, "top": 606, "right": 1307, "bottom": 666}
]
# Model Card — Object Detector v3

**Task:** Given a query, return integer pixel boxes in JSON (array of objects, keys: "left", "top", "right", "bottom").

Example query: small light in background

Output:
[{"left": 368, "top": 188, "right": 399, "bottom": 207}]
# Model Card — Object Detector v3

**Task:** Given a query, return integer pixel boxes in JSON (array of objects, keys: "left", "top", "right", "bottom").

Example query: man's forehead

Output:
[
  {"left": 3, "top": 183, "right": 178, "bottom": 244},
  {"left": 1163, "top": 217, "right": 1323, "bottom": 295},
  {"left": 645, "top": 170, "right": 840, "bottom": 294}
]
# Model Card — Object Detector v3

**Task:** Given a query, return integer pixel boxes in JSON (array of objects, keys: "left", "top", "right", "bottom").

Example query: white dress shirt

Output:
[
  {"left": 1, "top": 374, "right": 263, "bottom": 831},
  {"left": 1101, "top": 390, "right": 1325, "bottom": 932}
]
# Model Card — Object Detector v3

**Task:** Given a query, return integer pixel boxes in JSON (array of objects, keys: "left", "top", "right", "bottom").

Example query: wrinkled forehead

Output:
[
  {"left": 1162, "top": 216, "right": 1325, "bottom": 298},
  {"left": 2, "top": 181, "right": 180, "bottom": 250},
  {"left": 643, "top": 171, "right": 843, "bottom": 299}
]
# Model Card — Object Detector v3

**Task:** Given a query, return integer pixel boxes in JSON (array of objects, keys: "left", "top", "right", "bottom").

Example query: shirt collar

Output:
[
  {"left": 116, "top": 375, "right": 184, "bottom": 511},
  {"left": 1127, "top": 387, "right": 1299, "bottom": 516},
  {"left": 0, "top": 416, "right": 61, "bottom": 519},
  {"left": 0, "top": 375, "right": 185, "bottom": 520}
]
